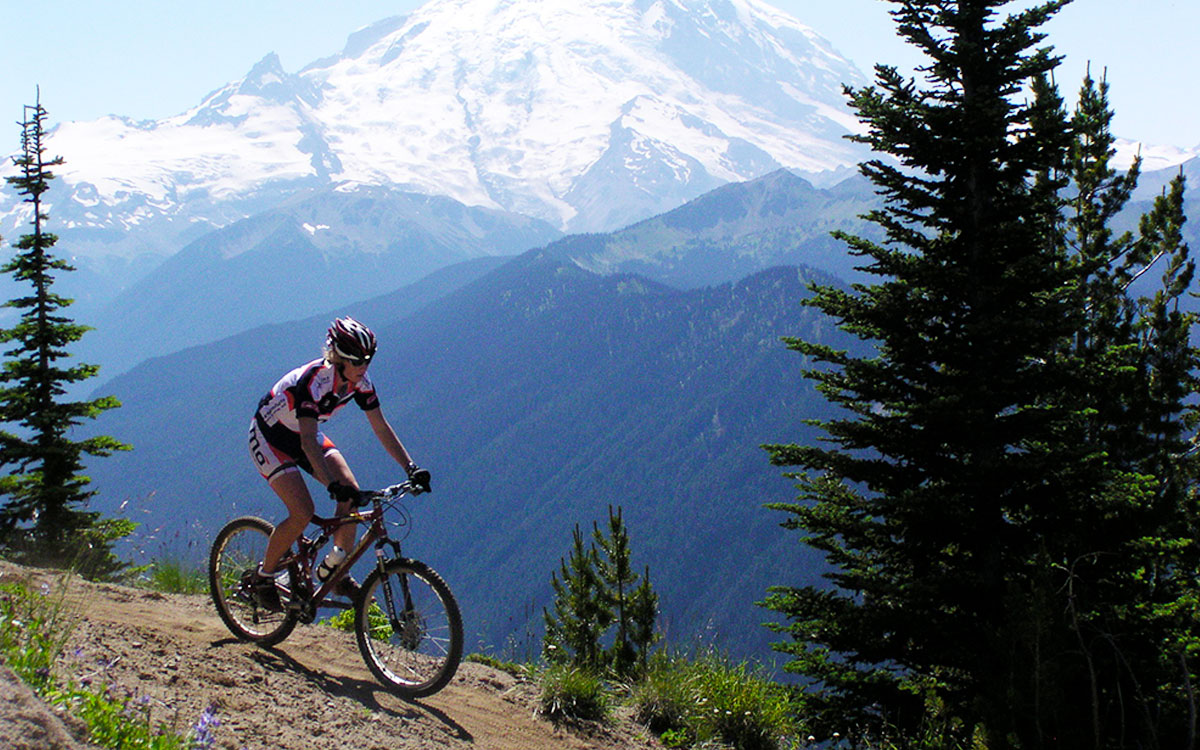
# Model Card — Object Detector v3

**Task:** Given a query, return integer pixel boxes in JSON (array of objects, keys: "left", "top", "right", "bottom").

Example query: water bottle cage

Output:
[{"left": 317, "top": 559, "right": 337, "bottom": 581}]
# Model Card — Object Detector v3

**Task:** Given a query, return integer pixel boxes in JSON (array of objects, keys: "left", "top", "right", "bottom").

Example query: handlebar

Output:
[{"left": 357, "top": 479, "right": 425, "bottom": 507}]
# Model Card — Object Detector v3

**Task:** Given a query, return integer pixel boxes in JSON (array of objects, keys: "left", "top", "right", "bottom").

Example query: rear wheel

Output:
[
  {"left": 356, "top": 559, "right": 463, "bottom": 698},
  {"left": 208, "top": 516, "right": 298, "bottom": 646}
]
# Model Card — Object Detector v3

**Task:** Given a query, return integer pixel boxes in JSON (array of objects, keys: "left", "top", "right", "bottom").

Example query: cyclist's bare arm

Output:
[
  {"left": 298, "top": 416, "right": 337, "bottom": 486},
  {"left": 367, "top": 407, "right": 416, "bottom": 472}
]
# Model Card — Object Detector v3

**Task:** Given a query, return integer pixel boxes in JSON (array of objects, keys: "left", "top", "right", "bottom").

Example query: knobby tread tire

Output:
[
  {"left": 208, "top": 515, "right": 299, "bottom": 647},
  {"left": 355, "top": 558, "right": 463, "bottom": 698}
]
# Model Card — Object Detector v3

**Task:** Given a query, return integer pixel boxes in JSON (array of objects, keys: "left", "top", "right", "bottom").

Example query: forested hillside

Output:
[{"left": 84, "top": 250, "right": 862, "bottom": 659}]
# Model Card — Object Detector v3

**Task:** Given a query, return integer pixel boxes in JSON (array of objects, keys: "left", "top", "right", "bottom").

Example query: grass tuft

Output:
[
  {"left": 140, "top": 559, "right": 207, "bottom": 595},
  {"left": 629, "top": 650, "right": 796, "bottom": 750},
  {"left": 538, "top": 663, "right": 613, "bottom": 723},
  {"left": 466, "top": 652, "right": 531, "bottom": 679}
]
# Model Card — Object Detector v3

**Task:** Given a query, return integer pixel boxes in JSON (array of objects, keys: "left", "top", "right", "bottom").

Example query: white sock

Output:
[{"left": 258, "top": 564, "right": 290, "bottom": 588}]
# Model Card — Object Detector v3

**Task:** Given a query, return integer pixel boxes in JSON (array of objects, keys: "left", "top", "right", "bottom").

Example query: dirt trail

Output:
[{"left": 0, "top": 563, "right": 660, "bottom": 750}]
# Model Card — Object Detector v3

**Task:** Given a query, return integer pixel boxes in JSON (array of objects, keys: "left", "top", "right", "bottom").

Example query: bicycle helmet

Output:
[{"left": 326, "top": 317, "right": 377, "bottom": 364}]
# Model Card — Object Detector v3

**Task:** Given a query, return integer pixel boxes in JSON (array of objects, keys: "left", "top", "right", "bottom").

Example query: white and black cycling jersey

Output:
[{"left": 256, "top": 358, "right": 380, "bottom": 435}]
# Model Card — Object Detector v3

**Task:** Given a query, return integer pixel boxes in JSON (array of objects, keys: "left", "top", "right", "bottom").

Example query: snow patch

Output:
[
  {"left": 1113, "top": 139, "right": 1199, "bottom": 172},
  {"left": 1, "top": 0, "right": 877, "bottom": 244}
]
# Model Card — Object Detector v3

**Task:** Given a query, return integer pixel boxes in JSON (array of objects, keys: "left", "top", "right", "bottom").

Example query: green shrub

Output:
[
  {"left": 327, "top": 601, "right": 390, "bottom": 641},
  {"left": 538, "top": 663, "right": 612, "bottom": 723},
  {"left": 143, "top": 559, "right": 206, "bottom": 595},
  {"left": 326, "top": 606, "right": 355, "bottom": 633},
  {"left": 630, "top": 652, "right": 692, "bottom": 736},
  {"left": 0, "top": 518, "right": 140, "bottom": 583},
  {"left": 0, "top": 579, "right": 77, "bottom": 691},
  {"left": 48, "top": 684, "right": 188, "bottom": 749},
  {"left": 631, "top": 651, "right": 795, "bottom": 750}
]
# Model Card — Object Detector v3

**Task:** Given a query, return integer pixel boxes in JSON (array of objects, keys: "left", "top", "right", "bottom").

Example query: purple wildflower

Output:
[{"left": 191, "top": 703, "right": 221, "bottom": 748}]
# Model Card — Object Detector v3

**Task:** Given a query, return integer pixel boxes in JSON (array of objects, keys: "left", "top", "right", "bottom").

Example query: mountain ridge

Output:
[
  {"left": 73, "top": 184, "right": 560, "bottom": 379},
  {"left": 0, "top": 0, "right": 872, "bottom": 283}
]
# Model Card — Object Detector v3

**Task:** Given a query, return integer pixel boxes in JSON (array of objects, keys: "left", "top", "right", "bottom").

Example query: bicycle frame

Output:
[
  {"left": 282, "top": 483, "right": 411, "bottom": 622},
  {"left": 209, "top": 478, "right": 461, "bottom": 697}
]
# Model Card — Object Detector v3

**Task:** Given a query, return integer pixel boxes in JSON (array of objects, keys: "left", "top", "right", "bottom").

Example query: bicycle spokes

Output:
[
  {"left": 208, "top": 517, "right": 298, "bottom": 646},
  {"left": 355, "top": 560, "right": 462, "bottom": 698}
]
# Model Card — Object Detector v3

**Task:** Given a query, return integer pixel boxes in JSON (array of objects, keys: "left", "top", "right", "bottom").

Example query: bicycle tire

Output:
[
  {"left": 355, "top": 558, "right": 463, "bottom": 698},
  {"left": 208, "top": 516, "right": 299, "bottom": 647}
]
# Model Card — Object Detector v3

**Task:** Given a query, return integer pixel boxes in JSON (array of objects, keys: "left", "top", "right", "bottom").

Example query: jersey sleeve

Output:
[
  {"left": 289, "top": 365, "right": 322, "bottom": 420},
  {"left": 354, "top": 374, "right": 380, "bottom": 411}
]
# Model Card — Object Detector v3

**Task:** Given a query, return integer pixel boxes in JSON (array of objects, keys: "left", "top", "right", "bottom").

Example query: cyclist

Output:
[{"left": 246, "top": 316, "right": 431, "bottom": 610}]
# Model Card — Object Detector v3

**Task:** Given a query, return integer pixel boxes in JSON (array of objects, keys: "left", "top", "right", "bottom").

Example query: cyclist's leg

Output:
[
  {"left": 323, "top": 449, "right": 359, "bottom": 552},
  {"left": 262, "top": 469, "right": 315, "bottom": 575},
  {"left": 249, "top": 419, "right": 322, "bottom": 574}
]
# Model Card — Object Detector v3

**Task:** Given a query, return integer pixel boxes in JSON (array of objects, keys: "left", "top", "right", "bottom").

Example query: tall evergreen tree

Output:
[
  {"left": 0, "top": 97, "right": 130, "bottom": 574},
  {"left": 761, "top": 1, "right": 1199, "bottom": 746},
  {"left": 593, "top": 505, "right": 638, "bottom": 674},
  {"left": 1047, "top": 71, "right": 1200, "bottom": 750},
  {"left": 543, "top": 524, "right": 611, "bottom": 670},
  {"left": 627, "top": 564, "right": 660, "bottom": 673},
  {"left": 544, "top": 508, "right": 660, "bottom": 677}
]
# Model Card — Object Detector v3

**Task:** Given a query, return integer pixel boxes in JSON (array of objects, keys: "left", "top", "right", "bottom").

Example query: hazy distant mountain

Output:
[
  {"left": 548, "top": 168, "right": 883, "bottom": 288},
  {"left": 75, "top": 168, "right": 882, "bottom": 381},
  {"left": 75, "top": 185, "right": 560, "bottom": 378},
  {"left": 0, "top": 0, "right": 874, "bottom": 309},
  {"left": 84, "top": 251, "right": 860, "bottom": 661}
]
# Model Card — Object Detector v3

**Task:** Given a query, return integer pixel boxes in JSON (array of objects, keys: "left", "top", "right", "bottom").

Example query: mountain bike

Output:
[{"left": 208, "top": 479, "right": 463, "bottom": 698}]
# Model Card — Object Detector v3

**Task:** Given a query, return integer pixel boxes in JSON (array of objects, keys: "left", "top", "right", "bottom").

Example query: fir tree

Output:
[
  {"left": 593, "top": 505, "right": 638, "bottom": 674},
  {"left": 761, "top": 1, "right": 1199, "bottom": 746},
  {"left": 627, "top": 564, "right": 660, "bottom": 673},
  {"left": 543, "top": 524, "right": 610, "bottom": 670},
  {"left": 1047, "top": 71, "right": 1200, "bottom": 749},
  {"left": 543, "top": 507, "right": 660, "bottom": 677},
  {"left": 0, "top": 96, "right": 131, "bottom": 576}
]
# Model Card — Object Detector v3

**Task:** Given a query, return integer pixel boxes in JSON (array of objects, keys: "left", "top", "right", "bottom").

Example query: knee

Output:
[{"left": 287, "top": 503, "right": 315, "bottom": 526}]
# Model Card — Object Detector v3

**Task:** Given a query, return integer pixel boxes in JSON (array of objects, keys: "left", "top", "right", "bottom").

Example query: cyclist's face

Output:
[{"left": 342, "top": 359, "right": 369, "bottom": 384}]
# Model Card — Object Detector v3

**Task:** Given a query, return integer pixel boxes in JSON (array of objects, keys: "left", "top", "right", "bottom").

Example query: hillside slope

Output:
[
  {"left": 0, "top": 562, "right": 658, "bottom": 750},
  {"left": 83, "top": 254, "right": 856, "bottom": 663}
]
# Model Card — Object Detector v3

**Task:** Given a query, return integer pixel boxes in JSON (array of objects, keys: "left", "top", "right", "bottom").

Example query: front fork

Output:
[{"left": 374, "top": 539, "right": 419, "bottom": 648}]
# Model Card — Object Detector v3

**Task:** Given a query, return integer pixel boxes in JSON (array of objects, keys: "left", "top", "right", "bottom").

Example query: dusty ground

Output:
[{"left": 0, "top": 562, "right": 662, "bottom": 750}]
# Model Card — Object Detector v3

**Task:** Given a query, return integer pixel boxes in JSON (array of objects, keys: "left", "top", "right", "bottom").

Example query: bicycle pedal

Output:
[{"left": 334, "top": 577, "right": 360, "bottom": 599}]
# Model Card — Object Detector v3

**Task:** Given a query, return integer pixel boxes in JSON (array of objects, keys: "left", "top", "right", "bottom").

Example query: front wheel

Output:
[
  {"left": 208, "top": 516, "right": 299, "bottom": 646},
  {"left": 356, "top": 559, "right": 463, "bottom": 698}
]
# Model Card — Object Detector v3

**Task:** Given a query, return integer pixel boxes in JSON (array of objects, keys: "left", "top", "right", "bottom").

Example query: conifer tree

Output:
[
  {"left": 544, "top": 508, "right": 660, "bottom": 676},
  {"left": 543, "top": 524, "right": 610, "bottom": 670},
  {"left": 0, "top": 97, "right": 130, "bottom": 575},
  {"left": 593, "top": 505, "right": 638, "bottom": 674},
  {"left": 761, "top": 1, "right": 1198, "bottom": 746},
  {"left": 627, "top": 564, "right": 660, "bottom": 673},
  {"left": 1047, "top": 71, "right": 1200, "bottom": 749}
]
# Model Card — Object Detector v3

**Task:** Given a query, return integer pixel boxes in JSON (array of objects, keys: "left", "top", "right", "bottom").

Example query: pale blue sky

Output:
[{"left": 3, "top": 0, "right": 1197, "bottom": 149}]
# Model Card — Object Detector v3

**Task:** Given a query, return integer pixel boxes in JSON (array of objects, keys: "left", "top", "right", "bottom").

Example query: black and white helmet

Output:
[{"left": 326, "top": 317, "right": 377, "bottom": 364}]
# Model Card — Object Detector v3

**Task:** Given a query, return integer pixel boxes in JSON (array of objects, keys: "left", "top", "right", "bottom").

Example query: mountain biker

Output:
[{"left": 247, "top": 316, "right": 431, "bottom": 610}]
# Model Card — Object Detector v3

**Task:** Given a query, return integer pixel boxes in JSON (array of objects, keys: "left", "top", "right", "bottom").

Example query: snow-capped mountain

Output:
[
  {"left": 0, "top": 0, "right": 870, "bottom": 273},
  {"left": 1114, "top": 139, "right": 1200, "bottom": 174},
  {"left": 300, "top": 0, "right": 870, "bottom": 226}
]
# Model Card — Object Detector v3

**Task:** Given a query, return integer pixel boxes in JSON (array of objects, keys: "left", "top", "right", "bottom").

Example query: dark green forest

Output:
[
  {"left": 763, "top": 0, "right": 1199, "bottom": 746},
  {"left": 81, "top": 252, "right": 859, "bottom": 662}
]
